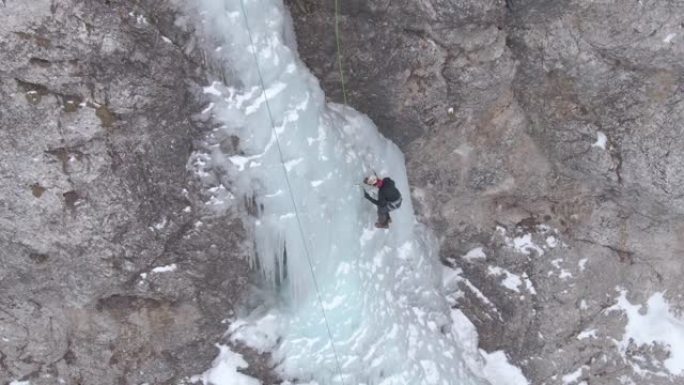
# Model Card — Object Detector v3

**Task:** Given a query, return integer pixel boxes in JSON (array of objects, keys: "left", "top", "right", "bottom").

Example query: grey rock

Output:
[{"left": 0, "top": 1, "right": 269, "bottom": 384}]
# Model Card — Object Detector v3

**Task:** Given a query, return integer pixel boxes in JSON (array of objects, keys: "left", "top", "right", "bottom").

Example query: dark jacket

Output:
[{"left": 364, "top": 177, "right": 401, "bottom": 207}]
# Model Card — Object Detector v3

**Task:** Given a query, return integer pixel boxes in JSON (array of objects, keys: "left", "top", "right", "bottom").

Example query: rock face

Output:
[
  {"left": 0, "top": 1, "right": 255, "bottom": 384},
  {"left": 3, "top": 0, "right": 683, "bottom": 383},
  {"left": 287, "top": 0, "right": 684, "bottom": 384}
]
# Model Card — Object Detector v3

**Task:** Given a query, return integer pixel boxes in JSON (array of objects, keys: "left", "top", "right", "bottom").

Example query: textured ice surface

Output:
[{"left": 190, "top": 0, "right": 526, "bottom": 384}]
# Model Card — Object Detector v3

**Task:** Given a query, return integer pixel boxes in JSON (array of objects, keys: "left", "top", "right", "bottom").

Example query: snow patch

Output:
[
  {"left": 522, "top": 273, "right": 537, "bottom": 295},
  {"left": 609, "top": 290, "right": 684, "bottom": 376},
  {"left": 202, "top": 102, "right": 215, "bottom": 114},
  {"left": 481, "top": 350, "right": 530, "bottom": 385},
  {"left": 129, "top": 12, "right": 148, "bottom": 24},
  {"left": 462, "top": 247, "right": 486, "bottom": 261},
  {"left": 488, "top": 266, "right": 523, "bottom": 293},
  {"left": 664, "top": 33, "right": 677, "bottom": 43},
  {"left": 191, "top": 345, "right": 261, "bottom": 385},
  {"left": 151, "top": 264, "right": 177, "bottom": 273},
  {"left": 579, "top": 300, "right": 588, "bottom": 310},
  {"left": 510, "top": 233, "right": 544, "bottom": 256},
  {"left": 229, "top": 313, "right": 280, "bottom": 353},
  {"left": 203, "top": 81, "right": 223, "bottom": 96},
  {"left": 546, "top": 236, "right": 558, "bottom": 248},
  {"left": 578, "top": 258, "right": 588, "bottom": 271},
  {"left": 153, "top": 217, "right": 167, "bottom": 230},
  {"left": 592, "top": 132, "right": 607, "bottom": 149},
  {"left": 562, "top": 366, "right": 587, "bottom": 384},
  {"left": 577, "top": 329, "right": 597, "bottom": 340},
  {"left": 559, "top": 269, "right": 573, "bottom": 279},
  {"left": 513, "top": 234, "right": 544, "bottom": 255}
]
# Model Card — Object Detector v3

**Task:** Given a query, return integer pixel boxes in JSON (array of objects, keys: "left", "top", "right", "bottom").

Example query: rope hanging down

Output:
[{"left": 236, "top": 1, "right": 347, "bottom": 383}]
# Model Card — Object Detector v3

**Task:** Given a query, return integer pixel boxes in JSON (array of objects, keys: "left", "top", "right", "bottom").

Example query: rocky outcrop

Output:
[
  {"left": 287, "top": 0, "right": 684, "bottom": 384},
  {"left": 0, "top": 1, "right": 256, "bottom": 384}
]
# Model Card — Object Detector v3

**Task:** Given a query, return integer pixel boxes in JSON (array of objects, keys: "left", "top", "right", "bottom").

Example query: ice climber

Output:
[{"left": 363, "top": 174, "right": 402, "bottom": 229}]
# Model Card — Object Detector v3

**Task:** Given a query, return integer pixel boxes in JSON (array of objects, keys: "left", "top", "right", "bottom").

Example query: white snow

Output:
[
  {"left": 592, "top": 131, "right": 607, "bottom": 149},
  {"left": 488, "top": 266, "right": 523, "bottom": 293},
  {"left": 522, "top": 273, "right": 537, "bottom": 295},
  {"left": 151, "top": 264, "right": 177, "bottom": 273},
  {"left": 203, "top": 81, "right": 223, "bottom": 96},
  {"left": 663, "top": 33, "right": 677, "bottom": 43},
  {"left": 511, "top": 233, "right": 544, "bottom": 256},
  {"left": 191, "top": 345, "right": 261, "bottom": 385},
  {"left": 228, "top": 313, "right": 281, "bottom": 353},
  {"left": 462, "top": 247, "right": 486, "bottom": 261},
  {"left": 202, "top": 102, "right": 215, "bottom": 114},
  {"left": 229, "top": 155, "right": 251, "bottom": 171},
  {"left": 577, "top": 329, "right": 597, "bottom": 340},
  {"left": 546, "top": 236, "right": 558, "bottom": 248},
  {"left": 559, "top": 269, "right": 573, "bottom": 279},
  {"left": 480, "top": 350, "right": 530, "bottom": 385},
  {"left": 153, "top": 217, "right": 167, "bottom": 230},
  {"left": 128, "top": 12, "right": 148, "bottom": 24},
  {"left": 9, "top": 382, "right": 31, "bottom": 385},
  {"left": 578, "top": 258, "right": 588, "bottom": 271},
  {"left": 561, "top": 366, "right": 587, "bottom": 384},
  {"left": 609, "top": 290, "right": 684, "bottom": 376}
]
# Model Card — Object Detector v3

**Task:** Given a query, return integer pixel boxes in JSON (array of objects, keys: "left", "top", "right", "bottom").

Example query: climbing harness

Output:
[{"left": 237, "top": 1, "right": 347, "bottom": 383}]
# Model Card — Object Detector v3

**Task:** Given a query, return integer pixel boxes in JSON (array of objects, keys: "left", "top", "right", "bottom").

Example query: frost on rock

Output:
[{"left": 187, "top": 0, "right": 528, "bottom": 384}]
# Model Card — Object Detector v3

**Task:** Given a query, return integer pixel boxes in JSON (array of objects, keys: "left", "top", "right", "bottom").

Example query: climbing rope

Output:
[
  {"left": 334, "top": 0, "right": 349, "bottom": 105},
  {"left": 236, "top": 1, "right": 347, "bottom": 383}
]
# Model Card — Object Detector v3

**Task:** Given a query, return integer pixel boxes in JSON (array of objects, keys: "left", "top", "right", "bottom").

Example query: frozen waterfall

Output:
[{"left": 188, "top": 0, "right": 526, "bottom": 384}]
